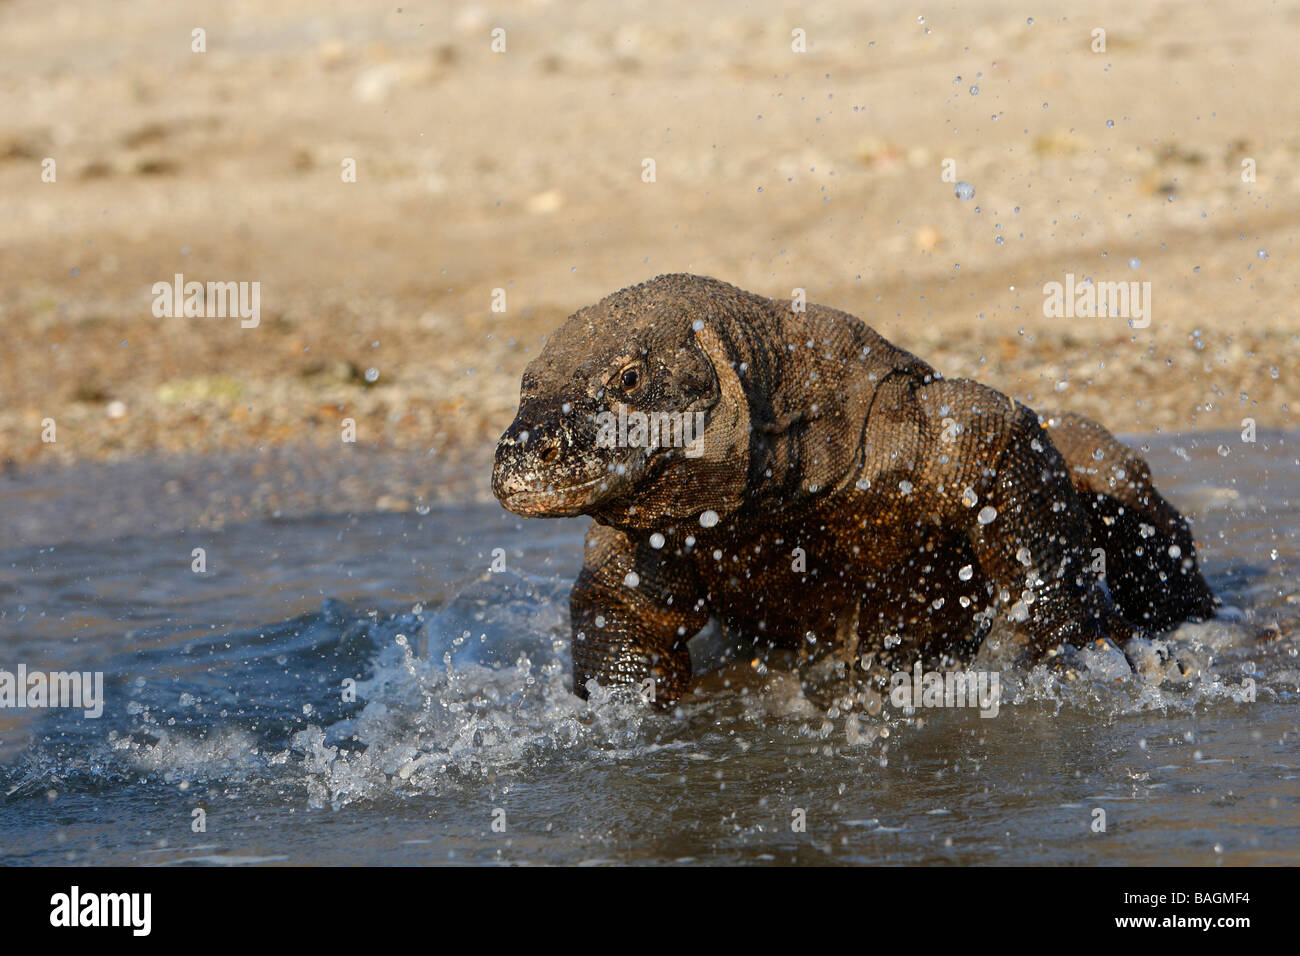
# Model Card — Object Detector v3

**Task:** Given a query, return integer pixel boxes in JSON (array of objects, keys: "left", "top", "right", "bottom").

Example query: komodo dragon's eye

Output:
[{"left": 620, "top": 366, "right": 641, "bottom": 390}]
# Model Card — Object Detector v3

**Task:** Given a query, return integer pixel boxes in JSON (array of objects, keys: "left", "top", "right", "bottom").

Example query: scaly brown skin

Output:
[{"left": 492, "top": 274, "right": 1216, "bottom": 708}]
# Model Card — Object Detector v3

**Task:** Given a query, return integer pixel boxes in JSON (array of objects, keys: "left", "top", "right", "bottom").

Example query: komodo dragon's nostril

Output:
[{"left": 538, "top": 440, "right": 560, "bottom": 465}]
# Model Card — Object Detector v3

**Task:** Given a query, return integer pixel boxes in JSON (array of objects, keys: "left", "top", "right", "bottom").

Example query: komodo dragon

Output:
[{"left": 492, "top": 274, "right": 1216, "bottom": 707}]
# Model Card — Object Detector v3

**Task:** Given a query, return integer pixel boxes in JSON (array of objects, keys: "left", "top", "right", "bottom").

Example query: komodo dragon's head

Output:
[{"left": 493, "top": 274, "right": 756, "bottom": 527}]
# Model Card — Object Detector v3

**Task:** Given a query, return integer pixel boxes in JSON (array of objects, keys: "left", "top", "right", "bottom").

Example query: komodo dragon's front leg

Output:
[
  {"left": 569, "top": 522, "right": 709, "bottom": 703},
  {"left": 904, "top": 379, "right": 1142, "bottom": 656}
]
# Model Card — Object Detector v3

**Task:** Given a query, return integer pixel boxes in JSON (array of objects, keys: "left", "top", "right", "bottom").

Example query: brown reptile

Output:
[{"left": 492, "top": 274, "right": 1216, "bottom": 707}]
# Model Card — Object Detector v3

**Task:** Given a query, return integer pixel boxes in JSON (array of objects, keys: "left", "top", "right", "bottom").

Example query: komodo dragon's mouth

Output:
[{"left": 499, "top": 472, "right": 624, "bottom": 516}]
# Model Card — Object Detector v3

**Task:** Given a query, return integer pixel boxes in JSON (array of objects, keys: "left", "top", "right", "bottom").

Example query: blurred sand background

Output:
[{"left": 1, "top": 0, "right": 1297, "bottom": 526}]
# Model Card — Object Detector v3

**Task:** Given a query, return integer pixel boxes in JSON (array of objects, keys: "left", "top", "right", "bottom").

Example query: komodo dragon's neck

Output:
[{"left": 737, "top": 300, "right": 936, "bottom": 513}]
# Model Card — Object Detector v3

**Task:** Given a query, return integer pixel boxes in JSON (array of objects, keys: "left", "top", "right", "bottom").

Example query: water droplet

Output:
[
  {"left": 650, "top": 532, "right": 666, "bottom": 549},
  {"left": 899, "top": 480, "right": 914, "bottom": 494},
  {"left": 969, "top": 85, "right": 979, "bottom": 95},
  {"left": 958, "top": 564, "right": 974, "bottom": 581},
  {"left": 624, "top": 572, "right": 640, "bottom": 588},
  {"left": 1026, "top": 17, "right": 1034, "bottom": 25},
  {"left": 977, "top": 506, "right": 998, "bottom": 524},
  {"left": 700, "top": 509, "right": 720, "bottom": 528},
  {"left": 364, "top": 367, "right": 379, "bottom": 383},
  {"left": 954, "top": 182, "right": 975, "bottom": 201},
  {"left": 1257, "top": 248, "right": 1268, "bottom": 260},
  {"left": 962, "top": 487, "right": 978, "bottom": 507},
  {"left": 1128, "top": 257, "right": 1140, "bottom": 270},
  {"left": 1106, "top": 119, "right": 1115, "bottom": 128}
]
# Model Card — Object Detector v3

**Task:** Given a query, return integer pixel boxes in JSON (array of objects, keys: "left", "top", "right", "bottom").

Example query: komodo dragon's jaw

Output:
[{"left": 494, "top": 470, "right": 618, "bottom": 517}]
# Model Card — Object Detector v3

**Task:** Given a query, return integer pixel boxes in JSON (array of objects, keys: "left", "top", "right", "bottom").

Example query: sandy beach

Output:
[{"left": 1, "top": 0, "right": 1296, "bottom": 494}]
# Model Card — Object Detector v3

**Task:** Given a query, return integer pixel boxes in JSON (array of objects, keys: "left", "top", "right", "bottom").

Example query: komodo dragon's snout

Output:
[{"left": 492, "top": 391, "right": 622, "bottom": 516}]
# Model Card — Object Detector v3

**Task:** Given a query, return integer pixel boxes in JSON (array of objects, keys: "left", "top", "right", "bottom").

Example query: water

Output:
[{"left": 1, "top": 432, "right": 1298, "bottom": 865}]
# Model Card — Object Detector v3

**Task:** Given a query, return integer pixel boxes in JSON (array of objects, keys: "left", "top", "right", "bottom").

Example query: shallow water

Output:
[{"left": 1, "top": 431, "right": 1297, "bottom": 865}]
